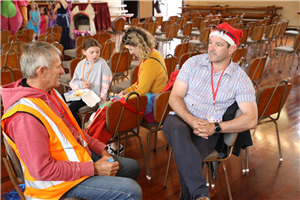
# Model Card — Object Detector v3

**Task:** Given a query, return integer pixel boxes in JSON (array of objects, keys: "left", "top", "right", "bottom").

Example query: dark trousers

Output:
[
  {"left": 163, "top": 114, "right": 220, "bottom": 200},
  {"left": 68, "top": 100, "right": 86, "bottom": 128}
]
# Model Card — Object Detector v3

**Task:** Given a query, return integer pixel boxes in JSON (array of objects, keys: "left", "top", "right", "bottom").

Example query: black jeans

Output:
[{"left": 163, "top": 114, "right": 220, "bottom": 200}]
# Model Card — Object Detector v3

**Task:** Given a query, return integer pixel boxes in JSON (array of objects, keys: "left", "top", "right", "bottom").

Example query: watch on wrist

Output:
[{"left": 214, "top": 123, "right": 222, "bottom": 134}]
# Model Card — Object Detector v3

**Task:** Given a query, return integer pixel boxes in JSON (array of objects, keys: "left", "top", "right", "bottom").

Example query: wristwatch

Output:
[{"left": 214, "top": 123, "right": 222, "bottom": 134}]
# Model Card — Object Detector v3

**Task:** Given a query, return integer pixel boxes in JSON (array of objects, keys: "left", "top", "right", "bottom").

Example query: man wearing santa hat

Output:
[{"left": 163, "top": 23, "right": 258, "bottom": 200}]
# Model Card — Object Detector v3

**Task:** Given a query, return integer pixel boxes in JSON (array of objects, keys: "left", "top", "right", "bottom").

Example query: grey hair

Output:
[{"left": 20, "top": 41, "right": 61, "bottom": 79}]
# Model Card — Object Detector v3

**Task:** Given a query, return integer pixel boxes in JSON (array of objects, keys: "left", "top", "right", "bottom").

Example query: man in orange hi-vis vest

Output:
[{"left": 1, "top": 41, "right": 142, "bottom": 200}]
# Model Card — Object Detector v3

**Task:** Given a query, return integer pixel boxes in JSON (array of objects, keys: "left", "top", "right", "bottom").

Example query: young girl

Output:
[
  {"left": 47, "top": 1, "right": 57, "bottom": 28},
  {"left": 39, "top": 7, "right": 49, "bottom": 35},
  {"left": 27, "top": 2, "right": 40, "bottom": 40},
  {"left": 69, "top": 38, "right": 112, "bottom": 128}
]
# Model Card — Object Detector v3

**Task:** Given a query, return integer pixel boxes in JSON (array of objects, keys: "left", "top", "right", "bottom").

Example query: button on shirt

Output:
[{"left": 176, "top": 54, "right": 255, "bottom": 120}]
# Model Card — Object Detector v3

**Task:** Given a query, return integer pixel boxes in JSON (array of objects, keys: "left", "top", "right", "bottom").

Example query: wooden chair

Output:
[
  {"left": 154, "top": 20, "right": 171, "bottom": 36},
  {"left": 260, "top": 24, "right": 276, "bottom": 56},
  {"left": 176, "top": 17, "right": 184, "bottom": 30},
  {"left": 52, "top": 42, "right": 64, "bottom": 55},
  {"left": 178, "top": 49, "right": 203, "bottom": 69},
  {"left": 233, "top": 22, "right": 243, "bottom": 29},
  {"left": 284, "top": 25, "right": 299, "bottom": 46},
  {"left": 16, "top": 28, "right": 34, "bottom": 41},
  {"left": 108, "top": 48, "right": 133, "bottom": 96},
  {"left": 164, "top": 54, "right": 178, "bottom": 79},
  {"left": 156, "top": 23, "right": 180, "bottom": 55},
  {"left": 191, "top": 16, "right": 204, "bottom": 31},
  {"left": 2, "top": 136, "right": 82, "bottom": 200},
  {"left": 155, "top": 16, "right": 163, "bottom": 27},
  {"left": 190, "top": 27, "right": 211, "bottom": 52},
  {"left": 1, "top": 50, "right": 21, "bottom": 69},
  {"left": 176, "top": 22, "right": 193, "bottom": 40},
  {"left": 62, "top": 45, "right": 83, "bottom": 69},
  {"left": 190, "top": 20, "right": 208, "bottom": 38},
  {"left": 164, "top": 109, "right": 244, "bottom": 200},
  {"left": 93, "top": 31, "right": 111, "bottom": 44},
  {"left": 109, "top": 65, "right": 139, "bottom": 94},
  {"left": 38, "top": 34, "right": 60, "bottom": 44},
  {"left": 140, "top": 91, "right": 172, "bottom": 180},
  {"left": 107, "top": 18, "right": 126, "bottom": 51},
  {"left": 1, "top": 39, "right": 25, "bottom": 54},
  {"left": 271, "top": 33, "right": 300, "bottom": 79},
  {"left": 232, "top": 47, "right": 248, "bottom": 66},
  {"left": 1, "top": 66, "right": 23, "bottom": 86},
  {"left": 106, "top": 92, "right": 148, "bottom": 178},
  {"left": 100, "top": 39, "right": 116, "bottom": 62},
  {"left": 131, "top": 18, "right": 139, "bottom": 26},
  {"left": 46, "top": 25, "right": 63, "bottom": 36},
  {"left": 246, "top": 25, "right": 265, "bottom": 57},
  {"left": 246, "top": 53, "right": 268, "bottom": 92},
  {"left": 147, "top": 21, "right": 158, "bottom": 35},
  {"left": 275, "top": 19, "right": 289, "bottom": 47},
  {"left": 1, "top": 30, "right": 12, "bottom": 47},
  {"left": 8, "top": 32, "right": 30, "bottom": 43},
  {"left": 174, "top": 39, "right": 190, "bottom": 61},
  {"left": 60, "top": 58, "right": 81, "bottom": 89}
]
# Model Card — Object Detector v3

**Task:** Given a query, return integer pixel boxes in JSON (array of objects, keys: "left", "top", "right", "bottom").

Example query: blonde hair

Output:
[
  {"left": 122, "top": 26, "right": 156, "bottom": 61},
  {"left": 31, "top": 2, "right": 39, "bottom": 10}
]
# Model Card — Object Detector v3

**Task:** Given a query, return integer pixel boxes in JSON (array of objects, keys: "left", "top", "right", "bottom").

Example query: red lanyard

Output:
[
  {"left": 211, "top": 63, "right": 227, "bottom": 106},
  {"left": 135, "top": 48, "right": 154, "bottom": 90},
  {"left": 82, "top": 60, "right": 96, "bottom": 82}
]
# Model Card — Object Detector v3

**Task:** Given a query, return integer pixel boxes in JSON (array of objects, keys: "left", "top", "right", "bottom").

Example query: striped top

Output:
[{"left": 177, "top": 54, "right": 255, "bottom": 120}]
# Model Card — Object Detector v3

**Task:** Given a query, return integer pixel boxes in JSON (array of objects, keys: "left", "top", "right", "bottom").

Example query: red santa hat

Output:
[{"left": 209, "top": 23, "right": 243, "bottom": 47}]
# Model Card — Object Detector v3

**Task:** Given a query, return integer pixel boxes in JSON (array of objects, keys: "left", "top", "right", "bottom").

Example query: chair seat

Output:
[
  {"left": 110, "top": 80, "right": 131, "bottom": 94},
  {"left": 78, "top": 104, "right": 98, "bottom": 113},
  {"left": 106, "top": 30, "right": 123, "bottom": 34},
  {"left": 141, "top": 121, "right": 159, "bottom": 128},
  {"left": 189, "top": 39, "right": 201, "bottom": 46},
  {"left": 176, "top": 33, "right": 188, "bottom": 39},
  {"left": 60, "top": 73, "right": 71, "bottom": 84},
  {"left": 154, "top": 30, "right": 164, "bottom": 35},
  {"left": 285, "top": 30, "right": 299, "bottom": 35},
  {"left": 130, "top": 60, "right": 140, "bottom": 69},
  {"left": 64, "top": 49, "right": 76, "bottom": 58},
  {"left": 156, "top": 36, "right": 174, "bottom": 42},
  {"left": 191, "top": 30, "right": 200, "bottom": 36},
  {"left": 62, "top": 60, "right": 71, "bottom": 68},
  {"left": 273, "top": 45, "right": 295, "bottom": 53},
  {"left": 246, "top": 38, "right": 259, "bottom": 44},
  {"left": 204, "top": 149, "right": 219, "bottom": 160}
]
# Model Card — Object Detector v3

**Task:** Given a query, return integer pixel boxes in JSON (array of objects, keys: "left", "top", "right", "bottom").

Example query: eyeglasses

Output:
[{"left": 211, "top": 25, "right": 236, "bottom": 40}]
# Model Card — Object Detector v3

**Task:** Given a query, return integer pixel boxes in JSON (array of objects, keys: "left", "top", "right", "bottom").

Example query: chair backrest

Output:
[
  {"left": 147, "top": 21, "right": 158, "bottom": 35},
  {"left": 256, "top": 80, "right": 291, "bottom": 122},
  {"left": 232, "top": 47, "right": 247, "bottom": 65},
  {"left": 247, "top": 21, "right": 256, "bottom": 36},
  {"left": 1, "top": 66, "right": 23, "bottom": 85},
  {"left": 46, "top": 25, "right": 63, "bottom": 36},
  {"left": 1, "top": 50, "right": 21, "bottom": 69},
  {"left": 182, "top": 22, "right": 193, "bottom": 36},
  {"left": 247, "top": 53, "right": 268, "bottom": 82},
  {"left": 131, "top": 18, "right": 139, "bottom": 26},
  {"left": 174, "top": 39, "right": 190, "bottom": 59},
  {"left": 44, "top": 34, "right": 60, "bottom": 43},
  {"left": 164, "top": 54, "right": 178, "bottom": 80},
  {"left": 239, "top": 27, "right": 250, "bottom": 46},
  {"left": 179, "top": 50, "right": 203, "bottom": 69},
  {"left": 273, "top": 22, "right": 282, "bottom": 38},
  {"left": 250, "top": 25, "right": 265, "bottom": 41},
  {"left": 233, "top": 23, "right": 243, "bottom": 29},
  {"left": 100, "top": 39, "right": 115, "bottom": 61},
  {"left": 199, "top": 27, "right": 210, "bottom": 43},
  {"left": 264, "top": 24, "right": 276, "bottom": 40},
  {"left": 189, "top": 12, "right": 201, "bottom": 21},
  {"left": 156, "top": 16, "right": 163, "bottom": 26},
  {"left": 1, "top": 30, "right": 12, "bottom": 46},
  {"left": 93, "top": 31, "right": 111, "bottom": 44},
  {"left": 278, "top": 19, "right": 290, "bottom": 38},
  {"left": 68, "top": 58, "right": 81, "bottom": 78},
  {"left": 165, "top": 24, "right": 179, "bottom": 39},
  {"left": 106, "top": 92, "right": 147, "bottom": 140},
  {"left": 16, "top": 28, "right": 34, "bottom": 41},
  {"left": 52, "top": 42, "right": 64, "bottom": 54},
  {"left": 2, "top": 137, "right": 26, "bottom": 200},
  {"left": 224, "top": 109, "right": 243, "bottom": 147},
  {"left": 169, "top": 15, "right": 178, "bottom": 24},
  {"left": 176, "top": 18, "right": 184, "bottom": 30},
  {"left": 8, "top": 33, "right": 30, "bottom": 43},
  {"left": 199, "top": 20, "right": 209, "bottom": 32},
  {"left": 2, "top": 39, "right": 25, "bottom": 54},
  {"left": 271, "top": 15, "right": 279, "bottom": 25},
  {"left": 75, "top": 35, "right": 93, "bottom": 47},
  {"left": 153, "top": 91, "right": 172, "bottom": 124},
  {"left": 145, "top": 16, "right": 153, "bottom": 24},
  {"left": 160, "top": 20, "right": 171, "bottom": 33},
  {"left": 113, "top": 18, "right": 126, "bottom": 32},
  {"left": 292, "top": 33, "right": 300, "bottom": 51},
  {"left": 192, "top": 16, "right": 204, "bottom": 29}
]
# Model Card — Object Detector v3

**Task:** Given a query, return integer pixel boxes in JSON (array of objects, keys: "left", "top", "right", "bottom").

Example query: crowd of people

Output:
[{"left": 1, "top": 2, "right": 259, "bottom": 198}]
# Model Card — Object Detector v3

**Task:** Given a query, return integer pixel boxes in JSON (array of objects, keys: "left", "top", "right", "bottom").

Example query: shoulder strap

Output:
[{"left": 149, "top": 56, "right": 168, "bottom": 75}]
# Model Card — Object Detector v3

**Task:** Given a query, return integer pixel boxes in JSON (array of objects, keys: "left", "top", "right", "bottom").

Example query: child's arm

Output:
[
  {"left": 29, "top": 11, "right": 34, "bottom": 25},
  {"left": 69, "top": 63, "right": 85, "bottom": 90},
  {"left": 35, "top": 11, "right": 40, "bottom": 26}
]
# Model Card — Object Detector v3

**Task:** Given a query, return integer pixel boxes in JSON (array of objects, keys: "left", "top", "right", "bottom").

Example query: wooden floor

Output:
[{"left": 1, "top": 36, "right": 299, "bottom": 200}]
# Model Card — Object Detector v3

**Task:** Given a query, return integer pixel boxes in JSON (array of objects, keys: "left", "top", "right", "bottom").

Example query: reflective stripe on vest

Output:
[{"left": 1, "top": 97, "right": 92, "bottom": 200}]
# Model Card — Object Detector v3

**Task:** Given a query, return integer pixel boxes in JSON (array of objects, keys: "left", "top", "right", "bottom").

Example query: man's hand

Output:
[
  {"left": 93, "top": 156, "right": 119, "bottom": 176},
  {"left": 82, "top": 81, "right": 90, "bottom": 89},
  {"left": 195, "top": 119, "right": 215, "bottom": 139}
]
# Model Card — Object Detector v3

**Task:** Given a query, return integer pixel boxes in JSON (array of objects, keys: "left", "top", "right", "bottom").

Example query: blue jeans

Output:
[{"left": 60, "top": 153, "right": 142, "bottom": 200}]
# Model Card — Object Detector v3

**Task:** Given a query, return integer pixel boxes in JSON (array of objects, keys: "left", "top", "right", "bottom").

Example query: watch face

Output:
[{"left": 215, "top": 126, "right": 221, "bottom": 133}]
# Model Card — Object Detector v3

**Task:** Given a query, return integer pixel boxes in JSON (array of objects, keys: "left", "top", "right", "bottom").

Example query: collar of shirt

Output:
[{"left": 200, "top": 55, "right": 235, "bottom": 77}]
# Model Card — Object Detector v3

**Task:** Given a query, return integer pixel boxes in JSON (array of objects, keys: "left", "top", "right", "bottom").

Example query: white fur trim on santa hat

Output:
[{"left": 209, "top": 31, "right": 235, "bottom": 46}]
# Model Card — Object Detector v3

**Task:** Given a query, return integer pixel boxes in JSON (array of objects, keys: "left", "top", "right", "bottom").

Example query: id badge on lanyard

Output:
[{"left": 207, "top": 64, "right": 226, "bottom": 123}]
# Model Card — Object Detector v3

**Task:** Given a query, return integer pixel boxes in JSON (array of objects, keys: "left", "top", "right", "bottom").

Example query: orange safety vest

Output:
[{"left": 1, "top": 96, "right": 92, "bottom": 200}]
